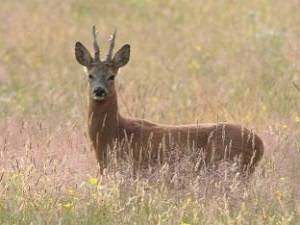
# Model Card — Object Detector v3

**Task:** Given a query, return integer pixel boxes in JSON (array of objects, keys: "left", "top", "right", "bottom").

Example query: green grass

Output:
[{"left": 0, "top": 0, "right": 299, "bottom": 224}]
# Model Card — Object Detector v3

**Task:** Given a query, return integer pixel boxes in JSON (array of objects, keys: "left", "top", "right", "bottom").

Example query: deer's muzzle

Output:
[{"left": 93, "top": 87, "right": 107, "bottom": 100}]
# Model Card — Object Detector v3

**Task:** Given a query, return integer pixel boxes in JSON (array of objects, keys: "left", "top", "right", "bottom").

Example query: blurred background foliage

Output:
[{"left": 0, "top": 0, "right": 299, "bottom": 127}]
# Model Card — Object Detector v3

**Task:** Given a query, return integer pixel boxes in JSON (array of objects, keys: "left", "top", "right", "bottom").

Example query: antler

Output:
[
  {"left": 92, "top": 25, "right": 100, "bottom": 62},
  {"left": 105, "top": 29, "right": 117, "bottom": 63}
]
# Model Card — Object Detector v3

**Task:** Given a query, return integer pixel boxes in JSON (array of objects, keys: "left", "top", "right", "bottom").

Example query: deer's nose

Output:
[{"left": 93, "top": 88, "right": 107, "bottom": 98}]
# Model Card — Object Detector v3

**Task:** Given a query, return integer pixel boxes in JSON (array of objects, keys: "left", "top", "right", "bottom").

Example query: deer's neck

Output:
[{"left": 88, "top": 91, "right": 120, "bottom": 146}]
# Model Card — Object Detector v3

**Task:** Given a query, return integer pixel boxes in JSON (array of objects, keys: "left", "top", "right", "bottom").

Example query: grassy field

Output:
[{"left": 0, "top": 0, "right": 300, "bottom": 224}]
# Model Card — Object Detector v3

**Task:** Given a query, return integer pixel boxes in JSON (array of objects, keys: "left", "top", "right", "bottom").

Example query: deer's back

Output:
[{"left": 118, "top": 118, "right": 264, "bottom": 170}]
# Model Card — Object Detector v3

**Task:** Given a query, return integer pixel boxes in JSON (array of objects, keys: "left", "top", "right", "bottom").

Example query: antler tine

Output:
[
  {"left": 92, "top": 25, "right": 100, "bottom": 62},
  {"left": 106, "top": 29, "right": 117, "bottom": 63}
]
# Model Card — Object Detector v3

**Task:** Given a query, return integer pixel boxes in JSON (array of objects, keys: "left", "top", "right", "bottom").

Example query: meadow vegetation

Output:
[{"left": 0, "top": 0, "right": 299, "bottom": 224}]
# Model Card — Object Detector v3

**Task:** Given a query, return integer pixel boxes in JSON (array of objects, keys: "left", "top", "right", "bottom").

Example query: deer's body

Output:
[
  {"left": 88, "top": 86, "right": 263, "bottom": 174},
  {"left": 76, "top": 26, "right": 264, "bottom": 175}
]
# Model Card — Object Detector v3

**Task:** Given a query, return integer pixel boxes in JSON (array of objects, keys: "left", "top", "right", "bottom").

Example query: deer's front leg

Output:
[{"left": 93, "top": 143, "right": 108, "bottom": 175}]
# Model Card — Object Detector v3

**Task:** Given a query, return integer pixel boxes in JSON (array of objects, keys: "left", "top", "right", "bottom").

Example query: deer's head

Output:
[{"left": 75, "top": 26, "right": 130, "bottom": 101}]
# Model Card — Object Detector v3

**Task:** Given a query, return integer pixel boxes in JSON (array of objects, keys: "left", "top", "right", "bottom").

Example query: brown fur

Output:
[{"left": 88, "top": 86, "right": 264, "bottom": 175}]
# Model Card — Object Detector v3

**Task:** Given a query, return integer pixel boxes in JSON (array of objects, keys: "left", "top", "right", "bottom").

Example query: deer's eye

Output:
[
  {"left": 108, "top": 75, "right": 115, "bottom": 81},
  {"left": 88, "top": 74, "right": 94, "bottom": 79}
]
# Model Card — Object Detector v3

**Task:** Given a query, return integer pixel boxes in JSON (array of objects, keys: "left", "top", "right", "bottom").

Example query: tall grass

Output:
[{"left": 0, "top": 0, "right": 299, "bottom": 224}]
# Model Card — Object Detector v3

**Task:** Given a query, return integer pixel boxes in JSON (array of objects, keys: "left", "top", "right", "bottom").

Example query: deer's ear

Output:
[
  {"left": 112, "top": 44, "right": 130, "bottom": 68},
  {"left": 75, "top": 42, "right": 93, "bottom": 67}
]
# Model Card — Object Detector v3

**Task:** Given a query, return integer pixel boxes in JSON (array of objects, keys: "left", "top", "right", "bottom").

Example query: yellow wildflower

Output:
[
  {"left": 68, "top": 188, "right": 74, "bottom": 195},
  {"left": 282, "top": 124, "right": 287, "bottom": 129},
  {"left": 62, "top": 202, "right": 73, "bottom": 209},
  {"left": 181, "top": 222, "right": 190, "bottom": 225},
  {"left": 296, "top": 116, "right": 300, "bottom": 124},
  {"left": 88, "top": 177, "right": 98, "bottom": 185}
]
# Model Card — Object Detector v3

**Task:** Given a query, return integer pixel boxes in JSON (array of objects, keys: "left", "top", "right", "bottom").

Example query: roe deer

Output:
[{"left": 75, "top": 26, "right": 264, "bottom": 175}]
